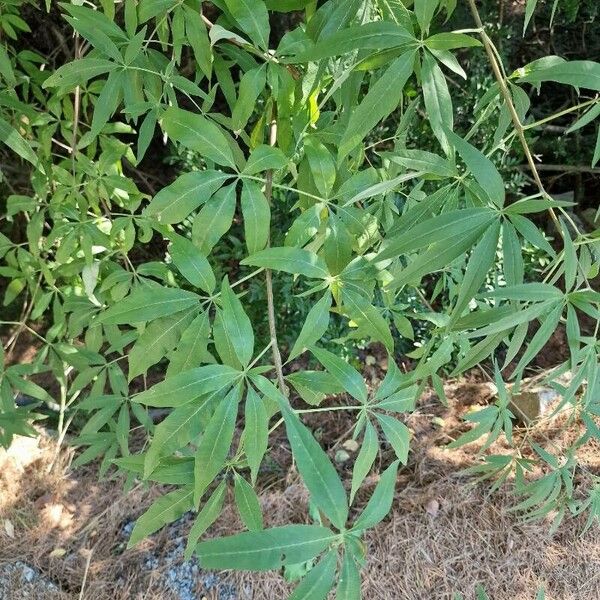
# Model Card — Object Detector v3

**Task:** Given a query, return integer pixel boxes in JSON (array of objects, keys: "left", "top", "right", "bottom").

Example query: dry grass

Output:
[{"left": 1, "top": 378, "right": 599, "bottom": 600}]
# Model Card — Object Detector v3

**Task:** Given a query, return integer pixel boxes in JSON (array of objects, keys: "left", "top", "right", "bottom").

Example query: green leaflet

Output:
[
  {"left": 502, "top": 220, "right": 524, "bottom": 287},
  {"left": 0, "top": 116, "right": 40, "bottom": 168},
  {"left": 286, "top": 370, "right": 345, "bottom": 406},
  {"left": 97, "top": 285, "right": 200, "bottom": 325},
  {"left": 114, "top": 455, "right": 195, "bottom": 485},
  {"left": 304, "top": 136, "right": 336, "bottom": 198},
  {"left": 241, "top": 180, "right": 270, "bottom": 255},
  {"left": 388, "top": 221, "right": 491, "bottom": 288},
  {"left": 518, "top": 59, "right": 600, "bottom": 91},
  {"left": 143, "top": 384, "right": 230, "bottom": 478},
  {"left": 234, "top": 473, "right": 264, "bottom": 530},
  {"left": 523, "top": 0, "right": 538, "bottom": 33},
  {"left": 288, "top": 551, "right": 337, "bottom": 600},
  {"left": 280, "top": 401, "right": 349, "bottom": 530},
  {"left": 481, "top": 283, "right": 563, "bottom": 302},
  {"left": 445, "top": 128, "right": 505, "bottom": 206},
  {"left": 352, "top": 460, "right": 399, "bottom": 531},
  {"left": 425, "top": 32, "right": 481, "bottom": 50},
  {"left": 511, "top": 303, "right": 563, "bottom": 377},
  {"left": 132, "top": 364, "right": 240, "bottom": 408},
  {"left": 339, "top": 50, "right": 416, "bottom": 159},
  {"left": 244, "top": 386, "right": 269, "bottom": 484},
  {"left": 342, "top": 288, "right": 394, "bottom": 352},
  {"left": 128, "top": 308, "right": 196, "bottom": 379},
  {"left": 350, "top": 419, "right": 378, "bottom": 503},
  {"left": 194, "top": 384, "right": 243, "bottom": 505},
  {"left": 162, "top": 106, "right": 236, "bottom": 168},
  {"left": 167, "top": 311, "right": 214, "bottom": 376},
  {"left": 311, "top": 346, "right": 368, "bottom": 404},
  {"left": 376, "top": 413, "right": 410, "bottom": 464},
  {"left": 196, "top": 524, "right": 336, "bottom": 570},
  {"left": 85, "top": 69, "right": 125, "bottom": 142},
  {"left": 336, "top": 549, "right": 361, "bottom": 600},
  {"left": 192, "top": 184, "right": 237, "bottom": 254},
  {"left": 224, "top": 0, "right": 270, "bottom": 50},
  {"left": 213, "top": 309, "right": 244, "bottom": 369},
  {"left": 138, "top": 0, "right": 178, "bottom": 23},
  {"left": 292, "top": 21, "right": 414, "bottom": 62},
  {"left": 128, "top": 486, "right": 194, "bottom": 547},
  {"left": 169, "top": 234, "right": 216, "bottom": 294},
  {"left": 415, "top": 0, "right": 439, "bottom": 34},
  {"left": 42, "top": 57, "right": 118, "bottom": 89},
  {"left": 384, "top": 148, "right": 457, "bottom": 177},
  {"left": 183, "top": 5, "right": 212, "bottom": 78},
  {"left": 241, "top": 247, "right": 330, "bottom": 279},
  {"left": 232, "top": 66, "right": 267, "bottom": 133},
  {"left": 289, "top": 292, "right": 331, "bottom": 361},
  {"left": 323, "top": 215, "right": 353, "bottom": 275},
  {"left": 374, "top": 357, "right": 405, "bottom": 400},
  {"left": 449, "top": 221, "right": 501, "bottom": 323},
  {"left": 144, "top": 170, "right": 228, "bottom": 224},
  {"left": 184, "top": 480, "right": 227, "bottom": 560},
  {"left": 243, "top": 145, "right": 288, "bottom": 175},
  {"left": 372, "top": 385, "right": 417, "bottom": 412},
  {"left": 220, "top": 277, "right": 255, "bottom": 367},
  {"left": 422, "top": 51, "right": 453, "bottom": 155}
]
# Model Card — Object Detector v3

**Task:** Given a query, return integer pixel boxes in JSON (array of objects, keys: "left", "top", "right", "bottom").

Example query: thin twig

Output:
[{"left": 71, "top": 33, "right": 81, "bottom": 175}]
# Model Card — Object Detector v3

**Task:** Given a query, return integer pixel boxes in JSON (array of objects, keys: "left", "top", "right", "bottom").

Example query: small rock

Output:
[
  {"left": 335, "top": 449, "right": 351, "bottom": 464},
  {"left": 425, "top": 499, "right": 439, "bottom": 518},
  {"left": 342, "top": 439, "right": 359, "bottom": 453},
  {"left": 3, "top": 519, "right": 15, "bottom": 538}
]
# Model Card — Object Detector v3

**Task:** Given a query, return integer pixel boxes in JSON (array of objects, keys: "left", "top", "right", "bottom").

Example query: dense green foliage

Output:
[{"left": 0, "top": 0, "right": 599, "bottom": 596}]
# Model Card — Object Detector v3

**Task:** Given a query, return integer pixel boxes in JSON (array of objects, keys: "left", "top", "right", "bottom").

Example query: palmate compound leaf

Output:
[
  {"left": 195, "top": 524, "right": 337, "bottom": 570},
  {"left": 194, "top": 384, "right": 243, "bottom": 506}
]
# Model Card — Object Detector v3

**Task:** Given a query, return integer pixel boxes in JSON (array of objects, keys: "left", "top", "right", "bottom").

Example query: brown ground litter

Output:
[{"left": 0, "top": 378, "right": 599, "bottom": 600}]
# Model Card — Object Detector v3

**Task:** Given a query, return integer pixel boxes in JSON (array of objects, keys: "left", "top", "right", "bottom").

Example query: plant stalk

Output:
[
  {"left": 264, "top": 110, "right": 288, "bottom": 395},
  {"left": 466, "top": 0, "right": 561, "bottom": 232}
]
